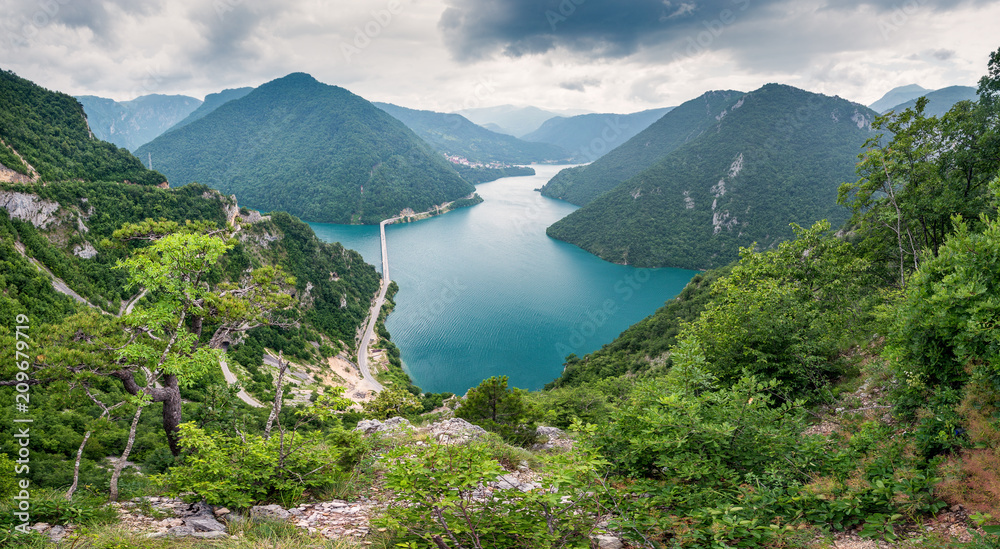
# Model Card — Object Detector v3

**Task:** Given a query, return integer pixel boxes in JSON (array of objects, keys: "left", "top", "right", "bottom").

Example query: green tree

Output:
[
  {"left": 889, "top": 178, "right": 1000, "bottom": 412},
  {"left": 99, "top": 220, "right": 293, "bottom": 459},
  {"left": 840, "top": 48, "right": 1000, "bottom": 286},
  {"left": 456, "top": 376, "right": 535, "bottom": 445},
  {"left": 676, "top": 221, "right": 873, "bottom": 397},
  {"left": 362, "top": 386, "right": 422, "bottom": 420}
]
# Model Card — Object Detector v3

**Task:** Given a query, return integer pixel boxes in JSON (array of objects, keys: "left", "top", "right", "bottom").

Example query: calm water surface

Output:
[{"left": 309, "top": 165, "right": 696, "bottom": 393}]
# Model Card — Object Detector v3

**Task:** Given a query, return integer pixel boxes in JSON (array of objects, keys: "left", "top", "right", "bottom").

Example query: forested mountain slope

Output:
[
  {"left": 546, "top": 84, "right": 878, "bottom": 269},
  {"left": 136, "top": 73, "right": 475, "bottom": 224},
  {"left": 0, "top": 68, "right": 166, "bottom": 185},
  {"left": 539, "top": 90, "right": 744, "bottom": 205}
]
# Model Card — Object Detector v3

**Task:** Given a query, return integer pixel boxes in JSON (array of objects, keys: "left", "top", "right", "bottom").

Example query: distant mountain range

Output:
[
  {"left": 166, "top": 87, "right": 254, "bottom": 133},
  {"left": 75, "top": 94, "right": 202, "bottom": 151},
  {"left": 869, "top": 84, "right": 930, "bottom": 113},
  {"left": 455, "top": 105, "right": 572, "bottom": 137},
  {"left": 373, "top": 102, "right": 568, "bottom": 164},
  {"left": 869, "top": 83, "right": 978, "bottom": 117},
  {"left": 546, "top": 84, "right": 879, "bottom": 270},
  {"left": 522, "top": 108, "right": 674, "bottom": 162},
  {"left": 136, "top": 73, "right": 475, "bottom": 224},
  {"left": 540, "top": 90, "right": 744, "bottom": 206},
  {"left": 882, "top": 85, "right": 978, "bottom": 117}
]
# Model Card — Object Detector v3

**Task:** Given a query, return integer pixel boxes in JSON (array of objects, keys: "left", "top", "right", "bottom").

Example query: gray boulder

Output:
[
  {"left": 250, "top": 504, "right": 290, "bottom": 520},
  {"left": 185, "top": 515, "right": 227, "bottom": 532},
  {"left": 428, "top": 418, "right": 487, "bottom": 443}
]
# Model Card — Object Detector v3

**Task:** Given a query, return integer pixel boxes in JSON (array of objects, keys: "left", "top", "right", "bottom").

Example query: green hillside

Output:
[
  {"left": 136, "top": 73, "right": 475, "bottom": 224},
  {"left": 546, "top": 84, "right": 877, "bottom": 269},
  {"left": 374, "top": 102, "right": 568, "bottom": 164},
  {"left": 522, "top": 107, "right": 673, "bottom": 162},
  {"left": 0, "top": 68, "right": 166, "bottom": 184},
  {"left": 539, "top": 90, "right": 744, "bottom": 205}
]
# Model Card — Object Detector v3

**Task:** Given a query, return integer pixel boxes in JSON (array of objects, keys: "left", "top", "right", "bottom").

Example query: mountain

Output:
[
  {"left": 455, "top": 105, "right": 562, "bottom": 137},
  {"left": 522, "top": 107, "right": 674, "bottom": 162},
  {"left": 546, "top": 84, "right": 878, "bottom": 270},
  {"left": 883, "top": 85, "right": 978, "bottom": 117},
  {"left": 868, "top": 84, "right": 929, "bottom": 113},
  {"left": 166, "top": 86, "right": 254, "bottom": 133},
  {"left": 539, "top": 90, "right": 745, "bottom": 206},
  {"left": 136, "top": 73, "right": 475, "bottom": 224},
  {"left": 0, "top": 68, "right": 165, "bottom": 185},
  {"left": 76, "top": 94, "right": 202, "bottom": 151},
  {"left": 373, "top": 102, "right": 569, "bottom": 164}
]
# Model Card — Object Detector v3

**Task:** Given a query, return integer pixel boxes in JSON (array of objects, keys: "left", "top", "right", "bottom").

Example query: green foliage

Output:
[
  {"left": 376, "top": 442, "right": 607, "bottom": 549},
  {"left": 677, "top": 221, "right": 874, "bottom": 396},
  {"left": 155, "top": 422, "right": 357, "bottom": 509},
  {"left": 362, "top": 387, "right": 422, "bottom": 420},
  {"left": 0, "top": 69, "right": 166, "bottom": 184},
  {"left": 547, "top": 84, "right": 871, "bottom": 269},
  {"left": 0, "top": 453, "right": 16, "bottom": 499},
  {"left": 136, "top": 73, "right": 475, "bottom": 224},
  {"left": 889, "top": 201, "right": 1000, "bottom": 418},
  {"left": 455, "top": 376, "right": 536, "bottom": 445}
]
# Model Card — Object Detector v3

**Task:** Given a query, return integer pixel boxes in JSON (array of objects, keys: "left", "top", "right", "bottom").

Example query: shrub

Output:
[
  {"left": 375, "top": 441, "right": 607, "bottom": 549},
  {"left": 455, "top": 376, "right": 536, "bottom": 445}
]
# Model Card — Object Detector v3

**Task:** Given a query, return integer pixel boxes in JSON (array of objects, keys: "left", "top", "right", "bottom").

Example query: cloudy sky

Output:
[{"left": 0, "top": 0, "right": 996, "bottom": 113}]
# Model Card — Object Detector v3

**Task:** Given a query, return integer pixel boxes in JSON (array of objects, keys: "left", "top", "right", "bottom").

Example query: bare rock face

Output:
[
  {"left": 427, "top": 418, "right": 487, "bottom": 444},
  {"left": 73, "top": 242, "right": 98, "bottom": 259},
  {"left": 354, "top": 417, "right": 413, "bottom": 435},
  {"left": 0, "top": 191, "right": 60, "bottom": 228}
]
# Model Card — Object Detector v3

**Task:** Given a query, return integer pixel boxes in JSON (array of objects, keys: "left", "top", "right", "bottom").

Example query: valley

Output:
[{"left": 1, "top": 30, "right": 999, "bottom": 549}]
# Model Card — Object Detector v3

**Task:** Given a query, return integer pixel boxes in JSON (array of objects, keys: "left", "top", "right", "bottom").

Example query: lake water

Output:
[{"left": 308, "top": 165, "right": 696, "bottom": 393}]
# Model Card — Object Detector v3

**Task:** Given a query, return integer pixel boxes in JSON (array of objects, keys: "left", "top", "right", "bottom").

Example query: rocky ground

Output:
[
  {"left": 24, "top": 418, "right": 605, "bottom": 546},
  {"left": 22, "top": 411, "right": 987, "bottom": 549}
]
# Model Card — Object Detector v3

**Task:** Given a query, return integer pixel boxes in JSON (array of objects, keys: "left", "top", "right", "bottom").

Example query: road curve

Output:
[
  {"left": 219, "top": 355, "right": 265, "bottom": 408},
  {"left": 356, "top": 218, "right": 398, "bottom": 393}
]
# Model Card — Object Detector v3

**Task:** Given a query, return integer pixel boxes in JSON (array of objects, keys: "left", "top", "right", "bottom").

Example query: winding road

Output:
[
  {"left": 356, "top": 217, "right": 398, "bottom": 393},
  {"left": 219, "top": 355, "right": 265, "bottom": 408}
]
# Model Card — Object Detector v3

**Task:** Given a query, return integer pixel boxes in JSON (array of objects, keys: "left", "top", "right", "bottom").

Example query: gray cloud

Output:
[
  {"left": 929, "top": 48, "right": 956, "bottom": 60},
  {"left": 560, "top": 77, "right": 601, "bottom": 91},
  {"left": 437, "top": 0, "right": 989, "bottom": 62}
]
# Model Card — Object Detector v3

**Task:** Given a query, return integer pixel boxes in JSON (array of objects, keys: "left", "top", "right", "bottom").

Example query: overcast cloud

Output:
[{"left": 0, "top": 0, "right": 995, "bottom": 113}]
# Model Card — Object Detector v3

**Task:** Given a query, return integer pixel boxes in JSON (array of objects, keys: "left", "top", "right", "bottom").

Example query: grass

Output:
[{"left": 3, "top": 520, "right": 365, "bottom": 548}]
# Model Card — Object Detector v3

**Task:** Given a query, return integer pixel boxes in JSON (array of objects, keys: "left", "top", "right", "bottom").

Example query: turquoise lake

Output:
[{"left": 308, "top": 165, "right": 697, "bottom": 394}]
